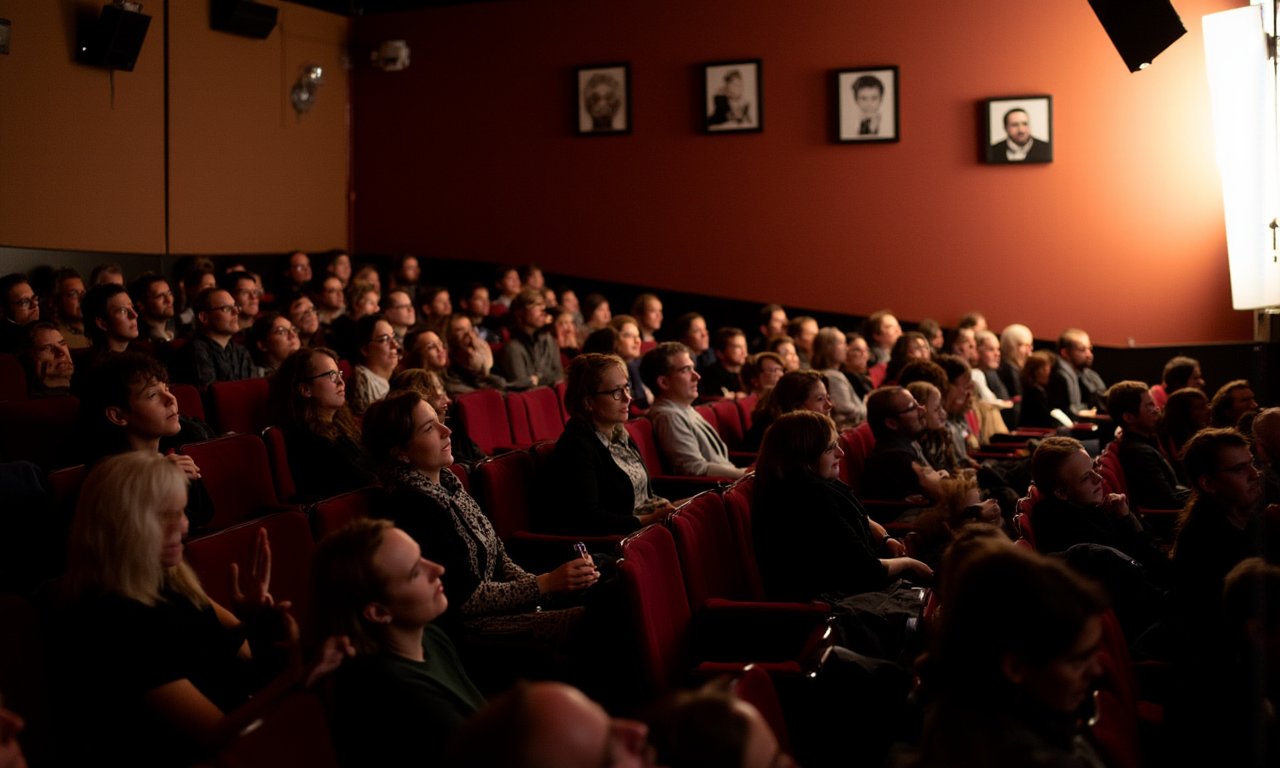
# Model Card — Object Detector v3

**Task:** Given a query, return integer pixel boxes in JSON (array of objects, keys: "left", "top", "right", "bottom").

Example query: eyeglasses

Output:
[
  {"left": 148, "top": 290, "right": 173, "bottom": 301},
  {"left": 294, "top": 306, "right": 317, "bottom": 316},
  {"left": 307, "top": 368, "right": 344, "bottom": 384},
  {"left": 594, "top": 383, "right": 632, "bottom": 401},
  {"left": 272, "top": 326, "right": 300, "bottom": 337},
  {"left": 895, "top": 401, "right": 923, "bottom": 415},
  {"left": 208, "top": 304, "right": 240, "bottom": 315},
  {"left": 371, "top": 334, "right": 400, "bottom": 347},
  {"left": 9, "top": 296, "right": 37, "bottom": 309},
  {"left": 61, "top": 289, "right": 86, "bottom": 300}
]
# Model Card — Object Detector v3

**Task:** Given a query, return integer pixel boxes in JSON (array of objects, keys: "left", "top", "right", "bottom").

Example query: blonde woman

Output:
[{"left": 58, "top": 452, "right": 351, "bottom": 766}]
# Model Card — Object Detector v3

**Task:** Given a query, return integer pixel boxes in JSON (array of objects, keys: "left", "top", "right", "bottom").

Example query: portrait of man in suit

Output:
[{"left": 987, "top": 97, "right": 1053, "bottom": 164}]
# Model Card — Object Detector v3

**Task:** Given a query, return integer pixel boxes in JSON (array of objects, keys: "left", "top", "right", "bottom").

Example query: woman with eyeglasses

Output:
[
  {"left": 268, "top": 348, "right": 377, "bottom": 503},
  {"left": 247, "top": 313, "right": 301, "bottom": 379},
  {"left": 349, "top": 314, "right": 401, "bottom": 416},
  {"left": 548, "top": 353, "right": 676, "bottom": 535}
]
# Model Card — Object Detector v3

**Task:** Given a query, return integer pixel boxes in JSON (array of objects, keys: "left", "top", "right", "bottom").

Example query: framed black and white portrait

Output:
[
  {"left": 836, "top": 66, "right": 899, "bottom": 143},
  {"left": 576, "top": 63, "right": 631, "bottom": 135},
  {"left": 703, "top": 60, "right": 762, "bottom": 133},
  {"left": 984, "top": 95, "right": 1053, "bottom": 164}
]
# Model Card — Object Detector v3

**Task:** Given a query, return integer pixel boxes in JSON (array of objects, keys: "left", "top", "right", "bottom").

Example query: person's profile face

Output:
[
  {"left": 1004, "top": 110, "right": 1032, "bottom": 146},
  {"left": 854, "top": 86, "right": 882, "bottom": 116},
  {"left": 1058, "top": 449, "right": 1104, "bottom": 506},
  {"left": 31, "top": 327, "right": 73, "bottom": 386},
  {"left": 290, "top": 297, "right": 320, "bottom": 336}
]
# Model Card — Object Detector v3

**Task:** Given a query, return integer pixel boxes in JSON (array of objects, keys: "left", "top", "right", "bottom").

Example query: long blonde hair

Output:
[{"left": 67, "top": 452, "right": 209, "bottom": 608}]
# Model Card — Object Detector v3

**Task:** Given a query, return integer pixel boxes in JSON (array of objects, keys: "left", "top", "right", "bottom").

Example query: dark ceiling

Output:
[{"left": 287, "top": 0, "right": 502, "bottom": 15}]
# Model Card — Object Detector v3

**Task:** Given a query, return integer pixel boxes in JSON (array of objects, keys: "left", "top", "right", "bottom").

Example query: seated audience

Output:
[
  {"left": 1, "top": 273, "right": 40, "bottom": 354},
  {"left": 419, "top": 284, "right": 453, "bottom": 336},
  {"left": 281, "top": 250, "right": 312, "bottom": 299},
  {"left": 642, "top": 342, "right": 745, "bottom": 479},
  {"left": 323, "top": 249, "right": 353, "bottom": 287},
  {"left": 330, "top": 280, "right": 380, "bottom": 359},
  {"left": 579, "top": 293, "right": 612, "bottom": 341},
  {"left": 767, "top": 334, "right": 800, "bottom": 372},
  {"left": 89, "top": 262, "right": 124, "bottom": 286},
  {"left": 363, "top": 391, "right": 597, "bottom": 644},
  {"left": 973, "top": 330, "right": 1013, "bottom": 408},
  {"left": 56, "top": 452, "right": 349, "bottom": 767},
  {"left": 267, "top": 347, "right": 377, "bottom": 502},
  {"left": 1028, "top": 436, "right": 1165, "bottom": 574},
  {"left": 948, "top": 327, "right": 978, "bottom": 369},
  {"left": 740, "top": 351, "right": 785, "bottom": 399},
  {"left": 553, "top": 309, "right": 581, "bottom": 357},
  {"left": 549, "top": 353, "right": 675, "bottom": 534},
  {"left": 812, "top": 326, "right": 864, "bottom": 427},
  {"left": 997, "top": 323, "right": 1033, "bottom": 429},
  {"left": 1048, "top": 328, "right": 1106, "bottom": 418},
  {"left": 492, "top": 265, "right": 522, "bottom": 310},
  {"left": 1151, "top": 355, "right": 1205, "bottom": 409},
  {"left": 917, "top": 318, "right": 944, "bottom": 353},
  {"left": 221, "top": 271, "right": 261, "bottom": 334},
  {"left": 447, "top": 681, "right": 653, "bottom": 768},
  {"left": 642, "top": 678, "right": 794, "bottom": 768},
  {"left": 176, "top": 260, "right": 217, "bottom": 337},
  {"left": 905, "top": 379, "right": 966, "bottom": 476},
  {"left": 17, "top": 322, "right": 74, "bottom": 398},
  {"left": 353, "top": 264, "right": 382, "bottom": 294},
  {"left": 459, "top": 281, "right": 501, "bottom": 343},
  {"left": 1159, "top": 387, "right": 1212, "bottom": 472},
  {"left": 287, "top": 294, "right": 326, "bottom": 348},
  {"left": 1018, "top": 349, "right": 1058, "bottom": 428},
  {"left": 841, "top": 331, "right": 875, "bottom": 398},
  {"left": 1107, "top": 380, "right": 1190, "bottom": 509},
  {"left": 446, "top": 313, "right": 506, "bottom": 393},
  {"left": 957, "top": 311, "right": 987, "bottom": 332},
  {"left": 82, "top": 282, "right": 139, "bottom": 354},
  {"left": 631, "top": 293, "right": 664, "bottom": 343},
  {"left": 349, "top": 314, "right": 402, "bottom": 415},
  {"left": 743, "top": 369, "right": 834, "bottom": 451},
  {"left": 608, "top": 315, "right": 650, "bottom": 407},
  {"left": 388, "top": 252, "right": 420, "bottom": 302},
  {"left": 884, "top": 331, "right": 931, "bottom": 384},
  {"left": 861, "top": 386, "right": 941, "bottom": 502},
  {"left": 175, "top": 287, "right": 253, "bottom": 389},
  {"left": 557, "top": 286, "right": 583, "bottom": 324},
  {"left": 910, "top": 475, "right": 1004, "bottom": 565},
  {"left": 382, "top": 289, "right": 416, "bottom": 346},
  {"left": 128, "top": 271, "right": 176, "bottom": 343},
  {"left": 1210, "top": 379, "right": 1259, "bottom": 428},
  {"left": 785, "top": 316, "right": 818, "bottom": 369},
  {"left": 246, "top": 313, "right": 300, "bottom": 379},
  {"left": 909, "top": 545, "right": 1108, "bottom": 768},
  {"left": 520, "top": 263, "right": 545, "bottom": 291},
  {"left": 389, "top": 368, "right": 485, "bottom": 468},
  {"left": 499, "top": 288, "right": 563, "bottom": 390},
  {"left": 699, "top": 326, "right": 749, "bottom": 398},
  {"left": 312, "top": 518, "right": 486, "bottom": 768},
  {"left": 750, "top": 303, "right": 787, "bottom": 353},
  {"left": 675, "top": 312, "right": 716, "bottom": 371},
  {"left": 863, "top": 309, "right": 902, "bottom": 366},
  {"left": 48, "top": 267, "right": 91, "bottom": 349},
  {"left": 313, "top": 274, "right": 347, "bottom": 326}
]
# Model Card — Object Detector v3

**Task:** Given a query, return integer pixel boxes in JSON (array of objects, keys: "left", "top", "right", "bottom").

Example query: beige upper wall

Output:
[{"left": 0, "top": 0, "right": 349, "bottom": 256}]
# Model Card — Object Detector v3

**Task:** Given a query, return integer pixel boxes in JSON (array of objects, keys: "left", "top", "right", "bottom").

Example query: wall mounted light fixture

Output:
[{"left": 290, "top": 64, "right": 325, "bottom": 117}]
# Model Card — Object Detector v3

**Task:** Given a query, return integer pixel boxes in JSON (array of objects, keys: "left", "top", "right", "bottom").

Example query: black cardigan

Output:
[
  {"left": 544, "top": 416, "right": 647, "bottom": 536},
  {"left": 282, "top": 426, "right": 377, "bottom": 504},
  {"left": 752, "top": 476, "right": 889, "bottom": 603}
]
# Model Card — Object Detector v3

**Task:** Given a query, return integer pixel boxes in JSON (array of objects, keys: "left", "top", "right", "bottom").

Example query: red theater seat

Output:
[
  {"left": 213, "top": 690, "right": 339, "bottom": 768},
  {"left": 0, "top": 396, "right": 80, "bottom": 471},
  {"left": 0, "top": 354, "right": 27, "bottom": 401},
  {"left": 179, "top": 434, "right": 295, "bottom": 530},
  {"left": 170, "top": 383, "right": 206, "bottom": 423},
  {"left": 261, "top": 427, "right": 297, "bottom": 505},
  {"left": 308, "top": 485, "right": 379, "bottom": 541},
  {"left": 455, "top": 389, "right": 523, "bottom": 454},
  {"left": 505, "top": 390, "right": 535, "bottom": 447},
  {"left": 523, "top": 387, "right": 565, "bottom": 442},
  {"left": 623, "top": 418, "right": 735, "bottom": 497},
  {"left": 208, "top": 378, "right": 271, "bottom": 436}
]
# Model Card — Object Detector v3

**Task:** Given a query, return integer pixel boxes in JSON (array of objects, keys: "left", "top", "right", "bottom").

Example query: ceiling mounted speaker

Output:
[
  {"left": 211, "top": 0, "right": 278, "bottom": 40},
  {"left": 77, "top": 4, "right": 151, "bottom": 71},
  {"left": 1087, "top": 0, "right": 1187, "bottom": 72}
]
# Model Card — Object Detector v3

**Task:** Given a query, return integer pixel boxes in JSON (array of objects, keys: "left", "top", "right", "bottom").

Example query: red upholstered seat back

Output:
[
  {"left": 711, "top": 400, "right": 745, "bottom": 450},
  {"left": 868, "top": 362, "right": 887, "bottom": 388},
  {"left": 505, "top": 390, "right": 535, "bottom": 447},
  {"left": 455, "top": 388, "right": 514, "bottom": 455},
  {"left": 524, "top": 387, "right": 565, "bottom": 442},
  {"left": 179, "top": 433, "right": 281, "bottom": 530},
  {"left": 0, "top": 395, "right": 79, "bottom": 471},
  {"left": 736, "top": 394, "right": 758, "bottom": 430},
  {"left": 1097, "top": 440, "right": 1129, "bottom": 496},
  {"left": 214, "top": 690, "right": 339, "bottom": 768},
  {"left": 0, "top": 353, "right": 27, "bottom": 401},
  {"left": 554, "top": 381, "right": 568, "bottom": 421},
  {"left": 448, "top": 463, "right": 470, "bottom": 495},
  {"left": 670, "top": 491, "right": 753, "bottom": 608},
  {"left": 734, "top": 667, "right": 794, "bottom": 755},
  {"left": 208, "top": 377, "right": 271, "bottom": 436},
  {"left": 618, "top": 524, "right": 693, "bottom": 696},
  {"left": 695, "top": 404, "right": 718, "bottom": 433},
  {"left": 531, "top": 440, "right": 557, "bottom": 477},
  {"left": 837, "top": 429, "right": 860, "bottom": 487},
  {"left": 261, "top": 427, "right": 297, "bottom": 505},
  {"left": 309, "top": 485, "right": 379, "bottom": 541},
  {"left": 1014, "top": 486, "right": 1042, "bottom": 549},
  {"left": 47, "top": 464, "right": 86, "bottom": 517},
  {"left": 473, "top": 449, "right": 535, "bottom": 540},
  {"left": 170, "top": 383, "right": 206, "bottom": 423},
  {"left": 185, "top": 510, "right": 314, "bottom": 628},
  {"left": 624, "top": 418, "right": 665, "bottom": 476},
  {"left": 722, "top": 475, "right": 766, "bottom": 601}
]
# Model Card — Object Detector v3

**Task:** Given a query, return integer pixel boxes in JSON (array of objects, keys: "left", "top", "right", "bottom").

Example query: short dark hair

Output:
[
  {"left": 755, "top": 410, "right": 839, "bottom": 493},
  {"left": 81, "top": 283, "right": 128, "bottom": 345},
  {"left": 1162, "top": 356, "right": 1200, "bottom": 390},
  {"left": 219, "top": 270, "right": 256, "bottom": 293},
  {"left": 1030, "top": 436, "right": 1085, "bottom": 495},
  {"left": 77, "top": 351, "right": 172, "bottom": 464},
  {"left": 712, "top": 327, "right": 744, "bottom": 353},
  {"left": 898, "top": 360, "right": 948, "bottom": 390},
  {"left": 933, "top": 353, "right": 971, "bottom": 384},
  {"left": 127, "top": 271, "right": 168, "bottom": 305},
  {"left": 863, "top": 309, "right": 895, "bottom": 341},
  {"left": 851, "top": 74, "right": 884, "bottom": 97},
  {"left": 1181, "top": 427, "right": 1251, "bottom": 495},
  {"left": 581, "top": 327, "right": 619, "bottom": 356},
  {"left": 361, "top": 389, "right": 423, "bottom": 468},
  {"left": 674, "top": 312, "right": 704, "bottom": 340},
  {"left": 866, "top": 386, "right": 905, "bottom": 440},
  {"left": 757, "top": 303, "right": 784, "bottom": 328},
  {"left": 1003, "top": 107, "right": 1029, "bottom": 129},
  {"left": 1106, "top": 381, "right": 1148, "bottom": 422},
  {"left": 1210, "top": 380, "right": 1253, "bottom": 427},
  {"left": 0, "top": 273, "right": 30, "bottom": 299},
  {"left": 89, "top": 263, "right": 123, "bottom": 286},
  {"left": 957, "top": 312, "right": 985, "bottom": 330},
  {"left": 640, "top": 341, "right": 690, "bottom": 394},
  {"left": 917, "top": 318, "right": 942, "bottom": 341},
  {"left": 354, "top": 313, "right": 390, "bottom": 364}
]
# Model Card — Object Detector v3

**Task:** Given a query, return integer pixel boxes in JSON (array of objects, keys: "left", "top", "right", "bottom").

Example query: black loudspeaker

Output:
[
  {"left": 211, "top": 0, "right": 279, "bottom": 40},
  {"left": 77, "top": 4, "right": 151, "bottom": 71},
  {"left": 1087, "top": 0, "right": 1187, "bottom": 72}
]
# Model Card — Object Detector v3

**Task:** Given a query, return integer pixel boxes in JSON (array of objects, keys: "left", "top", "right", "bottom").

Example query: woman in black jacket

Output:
[{"left": 547, "top": 353, "right": 675, "bottom": 535}]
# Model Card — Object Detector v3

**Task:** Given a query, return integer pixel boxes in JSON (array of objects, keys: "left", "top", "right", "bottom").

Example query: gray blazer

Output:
[{"left": 646, "top": 398, "right": 745, "bottom": 479}]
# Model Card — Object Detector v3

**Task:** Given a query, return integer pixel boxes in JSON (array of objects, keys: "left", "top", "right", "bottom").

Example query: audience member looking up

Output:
[
  {"left": 282, "top": 251, "right": 312, "bottom": 298},
  {"left": 493, "top": 265, "right": 522, "bottom": 309},
  {"left": 740, "top": 351, "right": 785, "bottom": 399},
  {"left": 751, "top": 303, "right": 787, "bottom": 353},
  {"left": 861, "top": 386, "right": 942, "bottom": 503},
  {"left": 323, "top": 250, "right": 353, "bottom": 287},
  {"left": 1210, "top": 379, "right": 1259, "bottom": 428},
  {"left": 631, "top": 293, "right": 664, "bottom": 343},
  {"left": 1048, "top": 328, "right": 1106, "bottom": 418},
  {"left": 48, "top": 267, "right": 90, "bottom": 349},
  {"left": 519, "top": 263, "right": 545, "bottom": 291},
  {"left": 500, "top": 288, "right": 563, "bottom": 390},
  {"left": 786, "top": 316, "right": 818, "bottom": 369},
  {"left": 917, "top": 318, "right": 944, "bottom": 353},
  {"left": 580, "top": 293, "right": 612, "bottom": 340},
  {"left": 353, "top": 264, "right": 381, "bottom": 295},
  {"left": 699, "top": 326, "right": 749, "bottom": 398},
  {"left": 884, "top": 331, "right": 932, "bottom": 384},
  {"left": 388, "top": 253, "right": 420, "bottom": 301},
  {"left": 349, "top": 314, "right": 402, "bottom": 416},
  {"left": 176, "top": 287, "right": 253, "bottom": 389},
  {"left": 1106, "top": 380, "right": 1190, "bottom": 510},
  {"left": 221, "top": 271, "right": 261, "bottom": 334},
  {"left": 1, "top": 273, "right": 41, "bottom": 354},
  {"left": 288, "top": 294, "right": 325, "bottom": 348},
  {"left": 389, "top": 368, "right": 486, "bottom": 468},
  {"left": 311, "top": 518, "right": 486, "bottom": 768},
  {"left": 363, "top": 390, "right": 598, "bottom": 644},
  {"left": 642, "top": 342, "right": 745, "bottom": 479},
  {"left": 768, "top": 335, "right": 801, "bottom": 372},
  {"left": 459, "top": 282, "right": 499, "bottom": 343},
  {"left": 949, "top": 327, "right": 978, "bottom": 369},
  {"left": 550, "top": 353, "right": 676, "bottom": 534},
  {"left": 676, "top": 312, "right": 715, "bottom": 371},
  {"left": 89, "top": 262, "right": 124, "bottom": 287},
  {"left": 313, "top": 275, "right": 347, "bottom": 326},
  {"left": 128, "top": 272, "right": 175, "bottom": 343},
  {"left": 18, "top": 322, "right": 74, "bottom": 397},
  {"left": 864, "top": 309, "right": 902, "bottom": 366},
  {"left": 382, "top": 290, "right": 416, "bottom": 346},
  {"left": 419, "top": 285, "right": 453, "bottom": 336},
  {"left": 268, "top": 347, "right": 377, "bottom": 502},
  {"left": 246, "top": 313, "right": 300, "bottom": 379},
  {"left": 81, "top": 283, "right": 139, "bottom": 354},
  {"left": 811, "top": 327, "right": 864, "bottom": 428}
]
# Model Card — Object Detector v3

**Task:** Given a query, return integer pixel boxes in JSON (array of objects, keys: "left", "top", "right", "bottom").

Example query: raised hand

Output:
[{"left": 229, "top": 528, "right": 274, "bottom": 618}]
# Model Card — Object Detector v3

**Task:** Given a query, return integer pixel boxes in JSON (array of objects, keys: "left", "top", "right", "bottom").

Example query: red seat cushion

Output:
[
  {"left": 309, "top": 486, "right": 379, "bottom": 541},
  {"left": 455, "top": 389, "right": 517, "bottom": 454},
  {"left": 0, "top": 396, "right": 80, "bottom": 471},
  {"left": 524, "top": 387, "right": 565, "bottom": 442},
  {"left": 208, "top": 378, "right": 271, "bottom": 436},
  {"left": 180, "top": 434, "right": 287, "bottom": 529}
]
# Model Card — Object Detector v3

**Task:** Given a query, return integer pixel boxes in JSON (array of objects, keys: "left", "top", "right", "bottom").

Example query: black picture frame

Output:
[
  {"left": 703, "top": 59, "right": 762, "bottom": 134},
  {"left": 576, "top": 63, "right": 631, "bottom": 136},
  {"left": 984, "top": 95, "right": 1053, "bottom": 164},
  {"left": 835, "top": 66, "right": 899, "bottom": 143}
]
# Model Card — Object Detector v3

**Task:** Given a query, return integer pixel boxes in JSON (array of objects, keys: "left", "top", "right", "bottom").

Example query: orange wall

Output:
[
  {"left": 0, "top": 0, "right": 349, "bottom": 257},
  {"left": 351, "top": 0, "right": 1254, "bottom": 347}
]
